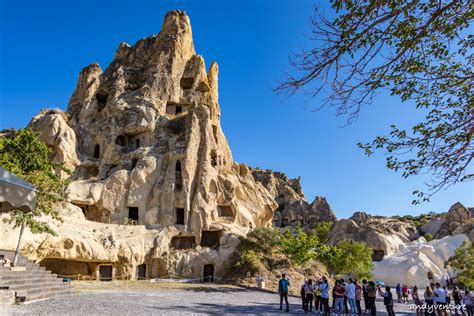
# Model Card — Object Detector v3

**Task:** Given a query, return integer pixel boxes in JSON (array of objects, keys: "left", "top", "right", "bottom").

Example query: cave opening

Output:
[
  {"left": 131, "top": 158, "right": 138, "bottom": 170},
  {"left": 175, "top": 161, "right": 183, "bottom": 191},
  {"left": 212, "top": 125, "right": 218, "bottom": 143},
  {"left": 175, "top": 208, "right": 185, "bottom": 225},
  {"left": 96, "top": 92, "right": 109, "bottom": 112},
  {"left": 128, "top": 207, "right": 139, "bottom": 222},
  {"left": 201, "top": 231, "right": 220, "bottom": 248},
  {"left": 217, "top": 205, "right": 233, "bottom": 217},
  {"left": 170, "top": 236, "right": 196, "bottom": 250},
  {"left": 137, "top": 264, "right": 146, "bottom": 280},
  {"left": 210, "top": 150, "right": 217, "bottom": 167},
  {"left": 93, "top": 144, "right": 100, "bottom": 159},
  {"left": 372, "top": 249, "right": 385, "bottom": 261},
  {"left": 203, "top": 264, "right": 214, "bottom": 282}
]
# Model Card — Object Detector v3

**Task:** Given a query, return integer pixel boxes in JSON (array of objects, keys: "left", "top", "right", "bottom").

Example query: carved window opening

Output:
[
  {"left": 166, "top": 101, "right": 190, "bottom": 116},
  {"left": 96, "top": 92, "right": 109, "bottom": 112},
  {"left": 135, "top": 138, "right": 140, "bottom": 149},
  {"left": 209, "top": 180, "right": 217, "bottom": 194},
  {"left": 128, "top": 207, "right": 139, "bottom": 222},
  {"left": 170, "top": 236, "right": 196, "bottom": 250},
  {"left": 131, "top": 158, "right": 138, "bottom": 170},
  {"left": 201, "top": 230, "right": 220, "bottom": 248},
  {"left": 210, "top": 150, "right": 217, "bottom": 167},
  {"left": 212, "top": 125, "right": 218, "bottom": 143},
  {"left": 175, "top": 208, "right": 185, "bottom": 225},
  {"left": 217, "top": 205, "right": 233, "bottom": 217},
  {"left": 115, "top": 135, "right": 127, "bottom": 147},
  {"left": 175, "top": 161, "right": 183, "bottom": 191},
  {"left": 93, "top": 144, "right": 100, "bottom": 159},
  {"left": 73, "top": 203, "right": 102, "bottom": 222},
  {"left": 180, "top": 77, "right": 194, "bottom": 90}
]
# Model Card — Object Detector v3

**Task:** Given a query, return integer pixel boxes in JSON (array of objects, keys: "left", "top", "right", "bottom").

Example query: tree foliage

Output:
[
  {"left": 0, "top": 128, "right": 68, "bottom": 234},
  {"left": 279, "top": 226, "right": 321, "bottom": 270},
  {"left": 446, "top": 240, "right": 474, "bottom": 288},
  {"left": 276, "top": 0, "right": 473, "bottom": 203},
  {"left": 311, "top": 221, "right": 333, "bottom": 243},
  {"left": 320, "top": 239, "right": 374, "bottom": 280}
]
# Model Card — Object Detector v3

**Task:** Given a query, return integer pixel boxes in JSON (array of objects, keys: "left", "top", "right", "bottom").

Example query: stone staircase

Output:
[{"left": 0, "top": 250, "right": 73, "bottom": 303}]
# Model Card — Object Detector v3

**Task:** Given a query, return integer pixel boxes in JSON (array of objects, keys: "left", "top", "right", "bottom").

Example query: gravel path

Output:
[{"left": 1, "top": 285, "right": 418, "bottom": 315}]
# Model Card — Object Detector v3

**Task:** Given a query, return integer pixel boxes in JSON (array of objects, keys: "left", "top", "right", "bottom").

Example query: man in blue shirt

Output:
[{"left": 279, "top": 273, "right": 290, "bottom": 312}]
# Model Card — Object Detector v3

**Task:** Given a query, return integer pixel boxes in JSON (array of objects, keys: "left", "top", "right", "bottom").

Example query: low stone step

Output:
[
  {"left": 0, "top": 272, "right": 55, "bottom": 282},
  {"left": 6, "top": 280, "right": 65, "bottom": 291},
  {"left": 0, "top": 276, "right": 63, "bottom": 285},
  {"left": 16, "top": 284, "right": 71, "bottom": 297},
  {"left": 23, "top": 289, "right": 74, "bottom": 303}
]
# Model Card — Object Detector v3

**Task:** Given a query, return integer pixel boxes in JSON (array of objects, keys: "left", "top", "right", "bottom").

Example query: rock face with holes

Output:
[
  {"left": 0, "top": 11, "right": 276, "bottom": 281},
  {"left": 251, "top": 168, "right": 336, "bottom": 228}
]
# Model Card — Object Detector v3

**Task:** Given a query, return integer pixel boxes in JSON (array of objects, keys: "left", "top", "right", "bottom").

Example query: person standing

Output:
[
  {"left": 412, "top": 286, "right": 423, "bottom": 316},
  {"left": 463, "top": 290, "right": 473, "bottom": 316},
  {"left": 301, "top": 280, "right": 307, "bottom": 311},
  {"left": 396, "top": 283, "right": 403, "bottom": 303},
  {"left": 334, "top": 279, "right": 346, "bottom": 315},
  {"left": 434, "top": 283, "right": 448, "bottom": 316},
  {"left": 314, "top": 280, "right": 322, "bottom": 313},
  {"left": 346, "top": 278, "right": 357, "bottom": 315},
  {"left": 383, "top": 286, "right": 395, "bottom": 316},
  {"left": 367, "top": 281, "right": 377, "bottom": 316},
  {"left": 362, "top": 279, "right": 369, "bottom": 312},
  {"left": 452, "top": 286, "right": 463, "bottom": 316},
  {"left": 278, "top": 273, "right": 290, "bottom": 312},
  {"left": 425, "top": 286, "right": 436, "bottom": 316},
  {"left": 402, "top": 284, "right": 410, "bottom": 303},
  {"left": 320, "top": 277, "right": 331, "bottom": 316},
  {"left": 355, "top": 280, "right": 362, "bottom": 314},
  {"left": 342, "top": 279, "right": 349, "bottom": 313},
  {"left": 304, "top": 279, "right": 314, "bottom": 313}
]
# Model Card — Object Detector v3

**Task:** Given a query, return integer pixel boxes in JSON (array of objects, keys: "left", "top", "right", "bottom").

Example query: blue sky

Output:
[{"left": 1, "top": 0, "right": 472, "bottom": 218}]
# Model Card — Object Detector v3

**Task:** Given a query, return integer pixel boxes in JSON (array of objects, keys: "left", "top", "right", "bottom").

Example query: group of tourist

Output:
[
  {"left": 278, "top": 274, "right": 474, "bottom": 315},
  {"left": 413, "top": 283, "right": 474, "bottom": 316},
  {"left": 278, "top": 274, "right": 380, "bottom": 315}
]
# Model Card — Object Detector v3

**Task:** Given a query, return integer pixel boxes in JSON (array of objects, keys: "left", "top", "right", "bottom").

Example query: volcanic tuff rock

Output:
[
  {"left": 374, "top": 234, "right": 469, "bottom": 287},
  {"left": 434, "top": 202, "right": 473, "bottom": 241},
  {"left": 328, "top": 212, "right": 418, "bottom": 260},
  {"left": 0, "top": 11, "right": 277, "bottom": 280},
  {"left": 251, "top": 168, "right": 336, "bottom": 228}
]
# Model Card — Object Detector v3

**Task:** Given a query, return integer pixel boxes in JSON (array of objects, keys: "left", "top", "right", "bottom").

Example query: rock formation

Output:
[
  {"left": 434, "top": 202, "right": 472, "bottom": 240},
  {"left": 373, "top": 234, "right": 469, "bottom": 286},
  {"left": 328, "top": 212, "right": 418, "bottom": 260},
  {"left": 0, "top": 11, "right": 276, "bottom": 281},
  {"left": 251, "top": 168, "right": 336, "bottom": 228}
]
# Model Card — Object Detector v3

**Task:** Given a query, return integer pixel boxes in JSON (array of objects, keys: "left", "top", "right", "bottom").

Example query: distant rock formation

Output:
[
  {"left": 0, "top": 11, "right": 276, "bottom": 281},
  {"left": 374, "top": 234, "right": 469, "bottom": 286},
  {"left": 434, "top": 202, "right": 472, "bottom": 240},
  {"left": 251, "top": 168, "right": 336, "bottom": 228},
  {"left": 328, "top": 212, "right": 418, "bottom": 260}
]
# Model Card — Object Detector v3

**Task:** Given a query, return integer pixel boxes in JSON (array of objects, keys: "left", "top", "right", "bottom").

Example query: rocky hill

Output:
[{"left": 1, "top": 11, "right": 276, "bottom": 281}]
